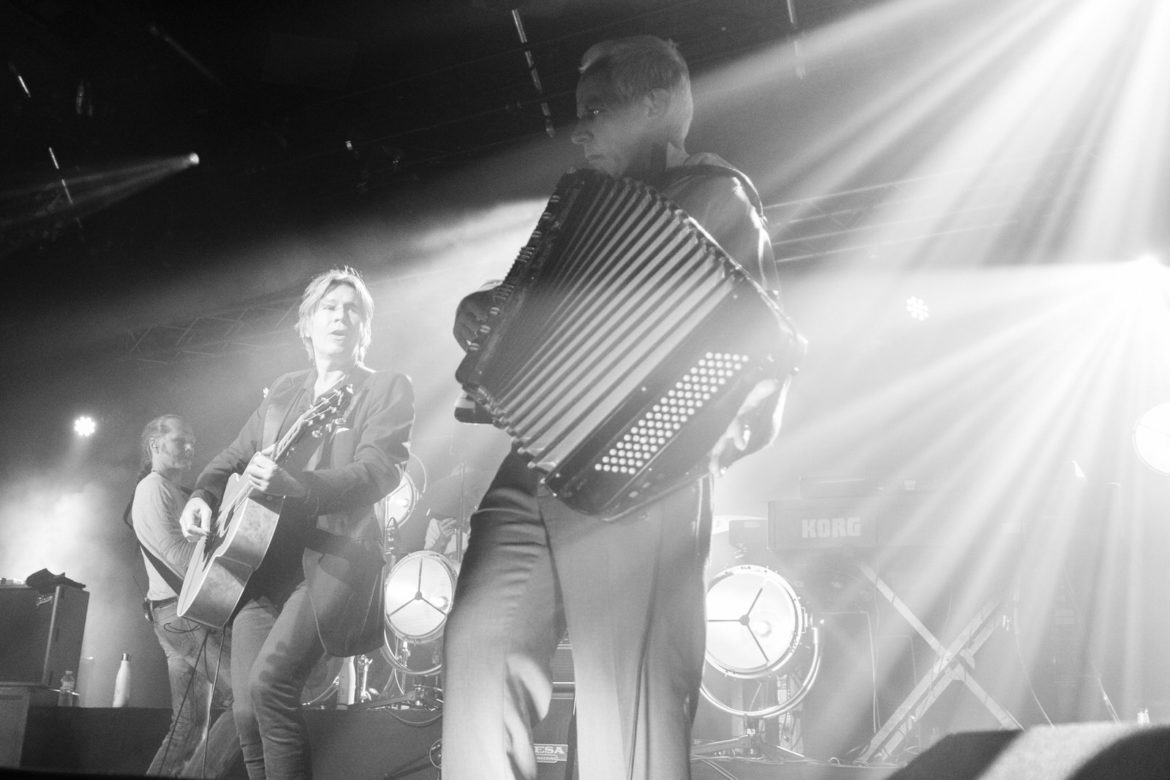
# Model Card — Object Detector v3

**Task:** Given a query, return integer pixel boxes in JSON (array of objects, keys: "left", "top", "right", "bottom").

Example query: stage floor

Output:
[{"left": 3, "top": 704, "right": 900, "bottom": 779}]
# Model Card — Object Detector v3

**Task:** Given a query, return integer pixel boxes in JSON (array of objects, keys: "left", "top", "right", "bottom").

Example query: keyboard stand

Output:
[{"left": 854, "top": 560, "right": 1020, "bottom": 765}]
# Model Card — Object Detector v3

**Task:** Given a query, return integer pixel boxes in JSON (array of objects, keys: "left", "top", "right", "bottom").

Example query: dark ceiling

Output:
[
  {"left": 4, "top": 0, "right": 905, "bottom": 373},
  {"left": 5, "top": 0, "right": 1164, "bottom": 371},
  {"left": 0, "top": 0, "right": 844, "bottom": 298}
]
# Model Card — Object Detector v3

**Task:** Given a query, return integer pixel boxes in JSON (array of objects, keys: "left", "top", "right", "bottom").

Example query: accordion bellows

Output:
[{"left": 457, "top": 168, "right": 803, "bottom": 516}]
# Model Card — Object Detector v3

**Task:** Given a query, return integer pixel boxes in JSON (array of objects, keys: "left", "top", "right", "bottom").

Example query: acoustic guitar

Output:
[{"left": 178, "top": 384, "right": 354, "bottom": 628}]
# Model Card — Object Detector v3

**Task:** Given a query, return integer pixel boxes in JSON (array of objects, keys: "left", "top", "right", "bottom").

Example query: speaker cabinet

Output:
[
  {"left": 891, "top": 723, "right": 1170, "bottom": 780},
  {"left": 305, "top": 708, "right": 442, "bottom": 779},
  {"left": 533, "top": 691, "right": 576, "bottom": 780},
  {"left": 19, "top": 705, "right": 169, "bottom": 774},
  {"left": 0, "top": 686, "right": 58, "bottom": 767},
  {"left": 799, "top": 611, "right": 880, "bottom": 762},
  {"left": 0, "top": 584, "right": 89, "bottom": 687}
]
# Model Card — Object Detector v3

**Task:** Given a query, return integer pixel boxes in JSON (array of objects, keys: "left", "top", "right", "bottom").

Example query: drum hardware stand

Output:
[
  {"left": 694, "top": 564, "right": 824, "bottom": 763},
  {"left": 854, "top": 560, "right": 1020, "bottom": 765},
  {"left": 691, "top": 634, "right": 821, "bottom": 763},
  {"left": 691, "top": 717, "right": 805, "bottom": 762},
  {"left": 361, "top": 674, "right": 443, "bottom": 712},
  {"left": 362, "top": 636, "right": 444, "bottom": 712},
  {"left": 366, "top": 681, "right": 443, "bottom": 712},
  {"left": 355, "top": 654, "right": 375, "bottom": 704}
]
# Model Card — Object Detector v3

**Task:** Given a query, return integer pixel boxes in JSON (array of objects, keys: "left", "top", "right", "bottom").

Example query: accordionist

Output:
[{"left": 441, "top": 35, "right": 795, "bottom": 780}]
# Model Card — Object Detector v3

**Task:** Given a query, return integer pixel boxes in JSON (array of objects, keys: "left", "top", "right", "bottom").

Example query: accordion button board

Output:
[{"left": 457, "top": 168, "right": 804, "bottom": 517}]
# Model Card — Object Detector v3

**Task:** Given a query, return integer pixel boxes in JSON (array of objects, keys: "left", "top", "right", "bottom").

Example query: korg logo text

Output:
[{"left": 801, "top": 516, "right": 862, "bottom": 539}]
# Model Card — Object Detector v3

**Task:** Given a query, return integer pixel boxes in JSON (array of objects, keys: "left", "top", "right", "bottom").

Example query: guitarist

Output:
[
  {"left": 179, "top": 267, "right": 415, "bottom": 780},
  {"left": 130, "top": 414, "right": 239, "bottom": 777}
]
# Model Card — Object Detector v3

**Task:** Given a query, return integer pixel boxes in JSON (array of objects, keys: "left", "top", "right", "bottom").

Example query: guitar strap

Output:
[
  {"left": 127, "top": 480, "right": 191, "bottom": 598},
  {"left": 263, "top": 373, "right": 308, "bottom": 455},
  {"left": 139, "top": 541, "right": 185, "bottom": 594},
  {"left": 262, "top": 368, "right": 374, "bottom": 470},
  {"left": 308, "top": 369, "right": 372, "bottom": 472}
]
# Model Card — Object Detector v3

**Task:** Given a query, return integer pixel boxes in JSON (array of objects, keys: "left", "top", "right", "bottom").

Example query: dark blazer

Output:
[{"left": 192, "top": 365, "right": 415, "bottom": 656}]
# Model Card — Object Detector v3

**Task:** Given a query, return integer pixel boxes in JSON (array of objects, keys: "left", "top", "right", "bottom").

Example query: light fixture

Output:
[
  {"left": 73, "top": 416, "right": 97, "bottom": 438},
  {"left": 1133, "top": 402, "right": 1170, "bottom": 475},
  {"left": 905, "top": 296, "right": 930, "bottom": 321}
]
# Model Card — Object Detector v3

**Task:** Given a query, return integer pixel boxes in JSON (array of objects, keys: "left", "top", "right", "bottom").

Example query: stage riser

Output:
[{"left": 7, "top": 704, "right": 899, "bottom": 779}]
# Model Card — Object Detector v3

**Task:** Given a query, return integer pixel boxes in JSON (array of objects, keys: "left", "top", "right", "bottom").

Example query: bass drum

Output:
[
  {"left": 705, "top": 564, "right": 808, "bottom": 678},
  {"left": 383, "top": 551, "right": 459, "bottom": 675},
  {"left": 701, "top": 564, "right": 821, "bottom": 720}
]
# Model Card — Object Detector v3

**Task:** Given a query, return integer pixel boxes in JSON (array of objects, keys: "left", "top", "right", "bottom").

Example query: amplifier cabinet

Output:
[
  {"left": 533, "top": 690, "right": 576, "bottom": 780},
  {"left": 0, "top": 584, "right": 89, "bottom": 687}
]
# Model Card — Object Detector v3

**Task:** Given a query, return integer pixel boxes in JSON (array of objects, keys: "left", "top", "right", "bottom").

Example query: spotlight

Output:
[
  {"left": 73, "top": 416, "right": 97, "bottom": 438},
  {"left": 905, "top": 296, "right": 930, "bottom": 321},
  {"left": 186, "top": 152, "right": 200, "bottom": 167},
  {"left": 1133, "top": 402, "right": 1170, "bottom": 475}
]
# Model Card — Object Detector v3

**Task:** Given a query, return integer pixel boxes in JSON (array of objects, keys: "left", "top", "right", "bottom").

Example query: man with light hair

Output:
[
  {"left": 181, "top": 267, "right": 414, "bottom": 779},
  {"left": 443, "top": 35, "right": 789, "bottom": 779}
]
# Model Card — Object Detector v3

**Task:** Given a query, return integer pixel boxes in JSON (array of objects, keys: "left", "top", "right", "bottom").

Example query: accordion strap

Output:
[{"left": 652, "top": 163, "right": 767, "bottom": 219}]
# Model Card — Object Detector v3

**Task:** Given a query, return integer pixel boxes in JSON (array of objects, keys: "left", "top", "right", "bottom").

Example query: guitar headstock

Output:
[
  {"left": 306, "top": 384, "right": 355, "bottom": 439},
  {"left": 271, "top": 383, "right": 356, "bottom": 463}
]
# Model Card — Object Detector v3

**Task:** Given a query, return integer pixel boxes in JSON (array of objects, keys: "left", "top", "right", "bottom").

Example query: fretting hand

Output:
[{"left": 245, "top": 451, "right": 307, "bottom": 499}]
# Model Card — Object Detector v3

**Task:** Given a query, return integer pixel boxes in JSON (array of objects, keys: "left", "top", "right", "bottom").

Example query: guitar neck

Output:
[
  {"left": 270, "top": 419, "right": 305, "bottom": 465},
  {"left": 222, "top": 383, "right": 352, "bottom": 516}
]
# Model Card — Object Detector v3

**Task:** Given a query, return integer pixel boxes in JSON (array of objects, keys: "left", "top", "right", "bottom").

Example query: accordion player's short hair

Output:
[{"left": 580, "top": 36, "right": 694, "bottom": 146}]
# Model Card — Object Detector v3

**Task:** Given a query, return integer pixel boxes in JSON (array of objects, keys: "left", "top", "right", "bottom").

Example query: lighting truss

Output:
[{"left": 121, "top": 295, "right": 300, "bottom": 365}]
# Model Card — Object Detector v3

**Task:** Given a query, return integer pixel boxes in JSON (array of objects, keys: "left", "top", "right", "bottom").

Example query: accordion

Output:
[{"left": 456, "top": 168, "right": 803, "bottom": 516}]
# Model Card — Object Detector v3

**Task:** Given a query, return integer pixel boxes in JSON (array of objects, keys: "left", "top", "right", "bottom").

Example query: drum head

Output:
[
  {"left": 379, "top": 473, "right": 418, "bottom": 530},
  {"left": 705, "top": 564, "right": 805, "bottom": 678},
  {"left": 384, "top": 551, "right": 458, "bottom": 642}
]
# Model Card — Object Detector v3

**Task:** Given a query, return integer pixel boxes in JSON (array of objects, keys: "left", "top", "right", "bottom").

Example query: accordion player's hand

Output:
[
  {"left": 709, "top": 378, "right": 782, "bottom": 476},
  {"left": 710, "top": 418, "right": 751, "bottom": 476},
  {"left": 453, "top": 286, "right": 498, "bottom": 352}
]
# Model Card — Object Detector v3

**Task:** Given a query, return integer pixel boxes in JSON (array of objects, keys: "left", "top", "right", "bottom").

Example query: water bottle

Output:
[
  {"left": 58, "top": 671, "right": 77, "bottom": 707},
  {"left": 112, "top": 653, "right": 132, "bottom": 707},
  {"left": 337, "top": 656, "right": 356, "bottom": 707}
]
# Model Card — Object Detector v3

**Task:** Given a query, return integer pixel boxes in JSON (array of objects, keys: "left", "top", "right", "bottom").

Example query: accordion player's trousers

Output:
[{"left": 441, "top": 470, "right": 711, "bottom": 780}]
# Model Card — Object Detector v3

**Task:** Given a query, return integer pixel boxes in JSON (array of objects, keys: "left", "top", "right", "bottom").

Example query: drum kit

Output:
[
  {"left": 302, "top": 456, "right": 490, "bottom": 712},
  {"left": 304, "top": 464, "right": 823, "bottom": 763},
  {"left": 695, "top": 525, "right": 824, "bottom": 761},
  {"left": 702, "top": 564, "right": 821, "bottom": 720}
]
